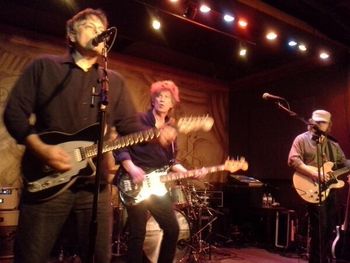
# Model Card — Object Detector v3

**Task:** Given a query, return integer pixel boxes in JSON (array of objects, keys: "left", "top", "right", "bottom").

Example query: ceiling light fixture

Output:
[
  {"left": 199, "top": 4, "right": 211, "bottom": 13},
  {"left": 223, "top": 14, "right": 235, "bottom": 23},
  {"left": 288, "top": 40, "right": 297, "bottom": 47},
  {"left": 238, "top": 19, "right": 248, "bottom": 28},
  {"left": 152, "top": 18, "right": 161, "bottom": 30},
  {"left": 239, "top": 48, "right": 247, "bottom": 57},
  {"left": 266, "top": 31, "right": 277, "bottom": 40},
  {"left": 183, "top": 2, "right": 198, "bottom": 19},
  {"left": 298, "top": 44, "right": 307, "bottom": 52},
  {"left": 319, "top": 51, "right": 330, "bottom": 60}
]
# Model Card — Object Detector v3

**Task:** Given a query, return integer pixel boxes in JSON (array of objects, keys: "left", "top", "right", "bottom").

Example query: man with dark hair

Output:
[{"left": 4, "top": 8, "right": 175, "bottom": 263}]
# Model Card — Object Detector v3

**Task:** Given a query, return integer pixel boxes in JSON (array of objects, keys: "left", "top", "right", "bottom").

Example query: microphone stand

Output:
[
  {"left": 87, "top": 42, "right": 109, "bottom": 263},
  {"left": 271, "top": 100, "right": 325, "bottom": 263},
  {"left": 313, "top": 132, "right": 325, "bottom": 263}
]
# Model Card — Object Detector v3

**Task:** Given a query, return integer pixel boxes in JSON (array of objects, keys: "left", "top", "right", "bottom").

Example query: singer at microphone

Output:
[
  {"left": 91, "top": 27, "right": 116, "bottom": 46},
  {"left": 262, "top": 93, "right": 285, "bottom": 101}
]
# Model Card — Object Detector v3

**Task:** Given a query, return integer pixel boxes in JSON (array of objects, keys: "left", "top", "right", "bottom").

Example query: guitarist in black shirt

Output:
[
  {"left": 115, "top": 80, "right": 207, "bottom": 263},
  {"left": 288, "top": 109, "right": 350, "bottom": 263},
  {"left": 3, "top": 9, "right": 176, "bottom": 263}
]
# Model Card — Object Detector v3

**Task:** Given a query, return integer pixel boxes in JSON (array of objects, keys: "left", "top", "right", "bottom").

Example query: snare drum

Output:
[
  {"left": 170, "top": 185, "right": 189, "bottom": 208},
  {"left": 144, "top": 209, "right": 191, "bottom": 263}
]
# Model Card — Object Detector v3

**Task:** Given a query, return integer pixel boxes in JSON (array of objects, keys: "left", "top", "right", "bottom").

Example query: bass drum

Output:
[
  {"left": 143, "top": 209, "right": 191, "bottom": 263},
  {"left": 170, "top": 185, "right": 191, "bottom": 209}
]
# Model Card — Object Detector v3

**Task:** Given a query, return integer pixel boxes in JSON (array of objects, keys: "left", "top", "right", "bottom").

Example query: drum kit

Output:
[{"left": 111, "top": 182, "right": 222, "bottom": 263}]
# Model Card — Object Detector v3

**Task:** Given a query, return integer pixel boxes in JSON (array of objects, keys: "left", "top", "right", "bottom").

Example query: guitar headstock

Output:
[
  {"left": 224, "top": 157, "right": 249, "bottom": 173},
  {"left": 177, "top": 115, "right": 214, "bottom": 134}
]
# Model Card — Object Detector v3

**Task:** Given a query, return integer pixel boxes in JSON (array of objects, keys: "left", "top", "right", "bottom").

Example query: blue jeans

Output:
[{"left": 14, "top": 184, "right": 112, "bottom": 263}]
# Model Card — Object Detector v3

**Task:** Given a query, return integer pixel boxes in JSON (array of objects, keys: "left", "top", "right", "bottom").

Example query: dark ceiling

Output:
[{"left": 0, "top": 0, "right": 349, "bottom": 82}]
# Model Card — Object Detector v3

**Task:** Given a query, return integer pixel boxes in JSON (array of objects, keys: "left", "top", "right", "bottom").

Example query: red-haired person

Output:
[{"left": 115, "top": 80, "right": 193, "bottom": 263}]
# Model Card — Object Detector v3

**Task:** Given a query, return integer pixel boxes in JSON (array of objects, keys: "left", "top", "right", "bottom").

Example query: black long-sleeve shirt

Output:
[
  {"left": 4, "top": 54, "right": 141, "bottom": 144},
  {"left": 115, "top": 110, "right": 176, "bottom": 170}
]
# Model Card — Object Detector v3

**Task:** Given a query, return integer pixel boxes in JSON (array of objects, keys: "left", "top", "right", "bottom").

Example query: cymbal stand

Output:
[
  {"left": 111, "top": 202, "right": 127, "bottom": 257},
  {"left": 194, "top": 206, "right": 218, "bottom": 260},
  {"left": 180, "top": 196, "right": 218, "bottom": 262}
]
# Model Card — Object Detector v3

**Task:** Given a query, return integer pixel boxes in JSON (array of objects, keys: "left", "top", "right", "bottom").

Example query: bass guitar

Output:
[
  {"left": 117, "top": 158, "right": 248, "bottom": 206},
  {"left": 332, "top": 175, "right": 350, "bottom": 261},
  {"left": 22, "top": 115, "right": 214, "bottom": 201},
  {"left": 293, "top": 161, "right": 350, "bottom": 203}
]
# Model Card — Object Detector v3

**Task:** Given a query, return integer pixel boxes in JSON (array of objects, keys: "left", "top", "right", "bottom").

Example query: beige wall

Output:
[{"left": 0, "top": 30, "right": 229, "bottom": 188}]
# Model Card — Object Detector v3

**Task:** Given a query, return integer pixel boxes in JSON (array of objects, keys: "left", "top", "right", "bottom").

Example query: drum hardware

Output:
[
  {"left": 176, "top": 184, "right": 223, "bottom": 262},
  {"left": 110, "top": 183, "right": 226, "bottom": 262},
  {"left": 177, "top": 207, "right": 218, "bottom": 262},
  {"left": 111, "top": 203, "right": 128, "bottom": 257}
]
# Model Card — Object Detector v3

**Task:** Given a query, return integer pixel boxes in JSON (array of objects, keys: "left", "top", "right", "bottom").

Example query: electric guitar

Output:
[
  {"left": 117, "top": 158, "right": 248, "bottom": 206},
  {"left": 332, "top": 175, "right": 350, "bottom": 261},
  {"left": 22, "top": 115, "right": 214, "bottom": 201},
  {"left": 293, "top": 161, "right": 350, "bottom": 203}
]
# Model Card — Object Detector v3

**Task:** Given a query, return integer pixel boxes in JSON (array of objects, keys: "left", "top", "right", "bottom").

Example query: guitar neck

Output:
[
  {"left": 333, "top": 167, "right": 350, "bottom": 178},
  {"left": 160, "top": 165, "right": 225, "bottom": 183},
  {"left": 83, "top": 128, "right": 160, "bottom": 159},
  {"left": 81, "top": 115, "right": 213, "bottom": 159}
]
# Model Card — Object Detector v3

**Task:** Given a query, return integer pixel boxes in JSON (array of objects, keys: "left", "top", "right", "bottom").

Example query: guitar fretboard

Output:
[
  {"left": 83, "top": 128, "right": 160, "bottom": 159},
  {"left": 160, "top": 165, "right": 225, "bottom": 183}
]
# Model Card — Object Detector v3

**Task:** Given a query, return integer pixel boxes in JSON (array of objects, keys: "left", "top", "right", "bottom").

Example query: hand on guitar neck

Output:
[
  {"left": 158, "top": 125, "right": 177, "bottom": 147},
  {"left": 158, "top": 115, "right": 214, "bottom": 147}
]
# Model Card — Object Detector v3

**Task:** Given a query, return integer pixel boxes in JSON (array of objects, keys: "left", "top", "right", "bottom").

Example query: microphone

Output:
[
  {"left": 91, "top": 27, "right": 116, "bottom": 46},
  {"left": 262, "top": 93, "right": 285, "bottom": 101}
]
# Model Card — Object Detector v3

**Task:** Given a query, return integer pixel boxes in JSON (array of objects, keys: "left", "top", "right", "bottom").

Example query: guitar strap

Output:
[{"left": 327, "top": 139, "right": 337, "bottom": 169}]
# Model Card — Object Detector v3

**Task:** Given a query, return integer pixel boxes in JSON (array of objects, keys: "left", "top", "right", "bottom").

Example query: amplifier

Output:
[
  {"left": 196, "top": 191, "right": 223, "bottom": 207},
  {"left": 0, "top": 188, "right": 20, "bottom": 210},
  {"left": 275, "top": 209, "right": 296, "bottom": 249},
  {"left": 0, "top": 210, "right": 19, "bottom": 259},
  {"left": 0, "top": 210, "right": 19, "bottom": 227}
]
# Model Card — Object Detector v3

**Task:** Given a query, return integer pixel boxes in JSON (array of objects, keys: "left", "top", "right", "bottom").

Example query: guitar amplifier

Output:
[
  {"left": 275, "top": 209, "right": 297, "bottom": 249},
  {"left": 0, "top": 210, "right": 19, "bottom": 259},
  {"left": 0, "top": 188, "right": 20, "bottom": 210},
  {"left": 196, "top": 191, "right": 223, "bottom": 207},
  {"left": 251, "top": 207, "right": 296, "bottom": 249}
]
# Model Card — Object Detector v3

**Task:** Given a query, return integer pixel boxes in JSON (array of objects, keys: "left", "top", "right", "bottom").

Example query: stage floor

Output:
[
  {"left": 0, "top": 246, "right": 308, "bottom": 263},
  {"left": 111, "top": 246, "right": 308, "bottom": 263}
]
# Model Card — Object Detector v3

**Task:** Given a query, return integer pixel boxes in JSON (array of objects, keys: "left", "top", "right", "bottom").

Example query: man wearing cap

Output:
[{"left": 288, "top": 109, "right": 350, "bottom": 263}]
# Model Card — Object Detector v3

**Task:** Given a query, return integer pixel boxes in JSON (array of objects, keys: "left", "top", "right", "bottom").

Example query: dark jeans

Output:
[
  {"left": 126, "top": 194, "right": 180, "bottom": 263},
  {"left": 308, "top": 193, "right": 338, "bottom": 263},
  {"left": 14, "top": 184, "right": 112, "bottom": 263}
]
